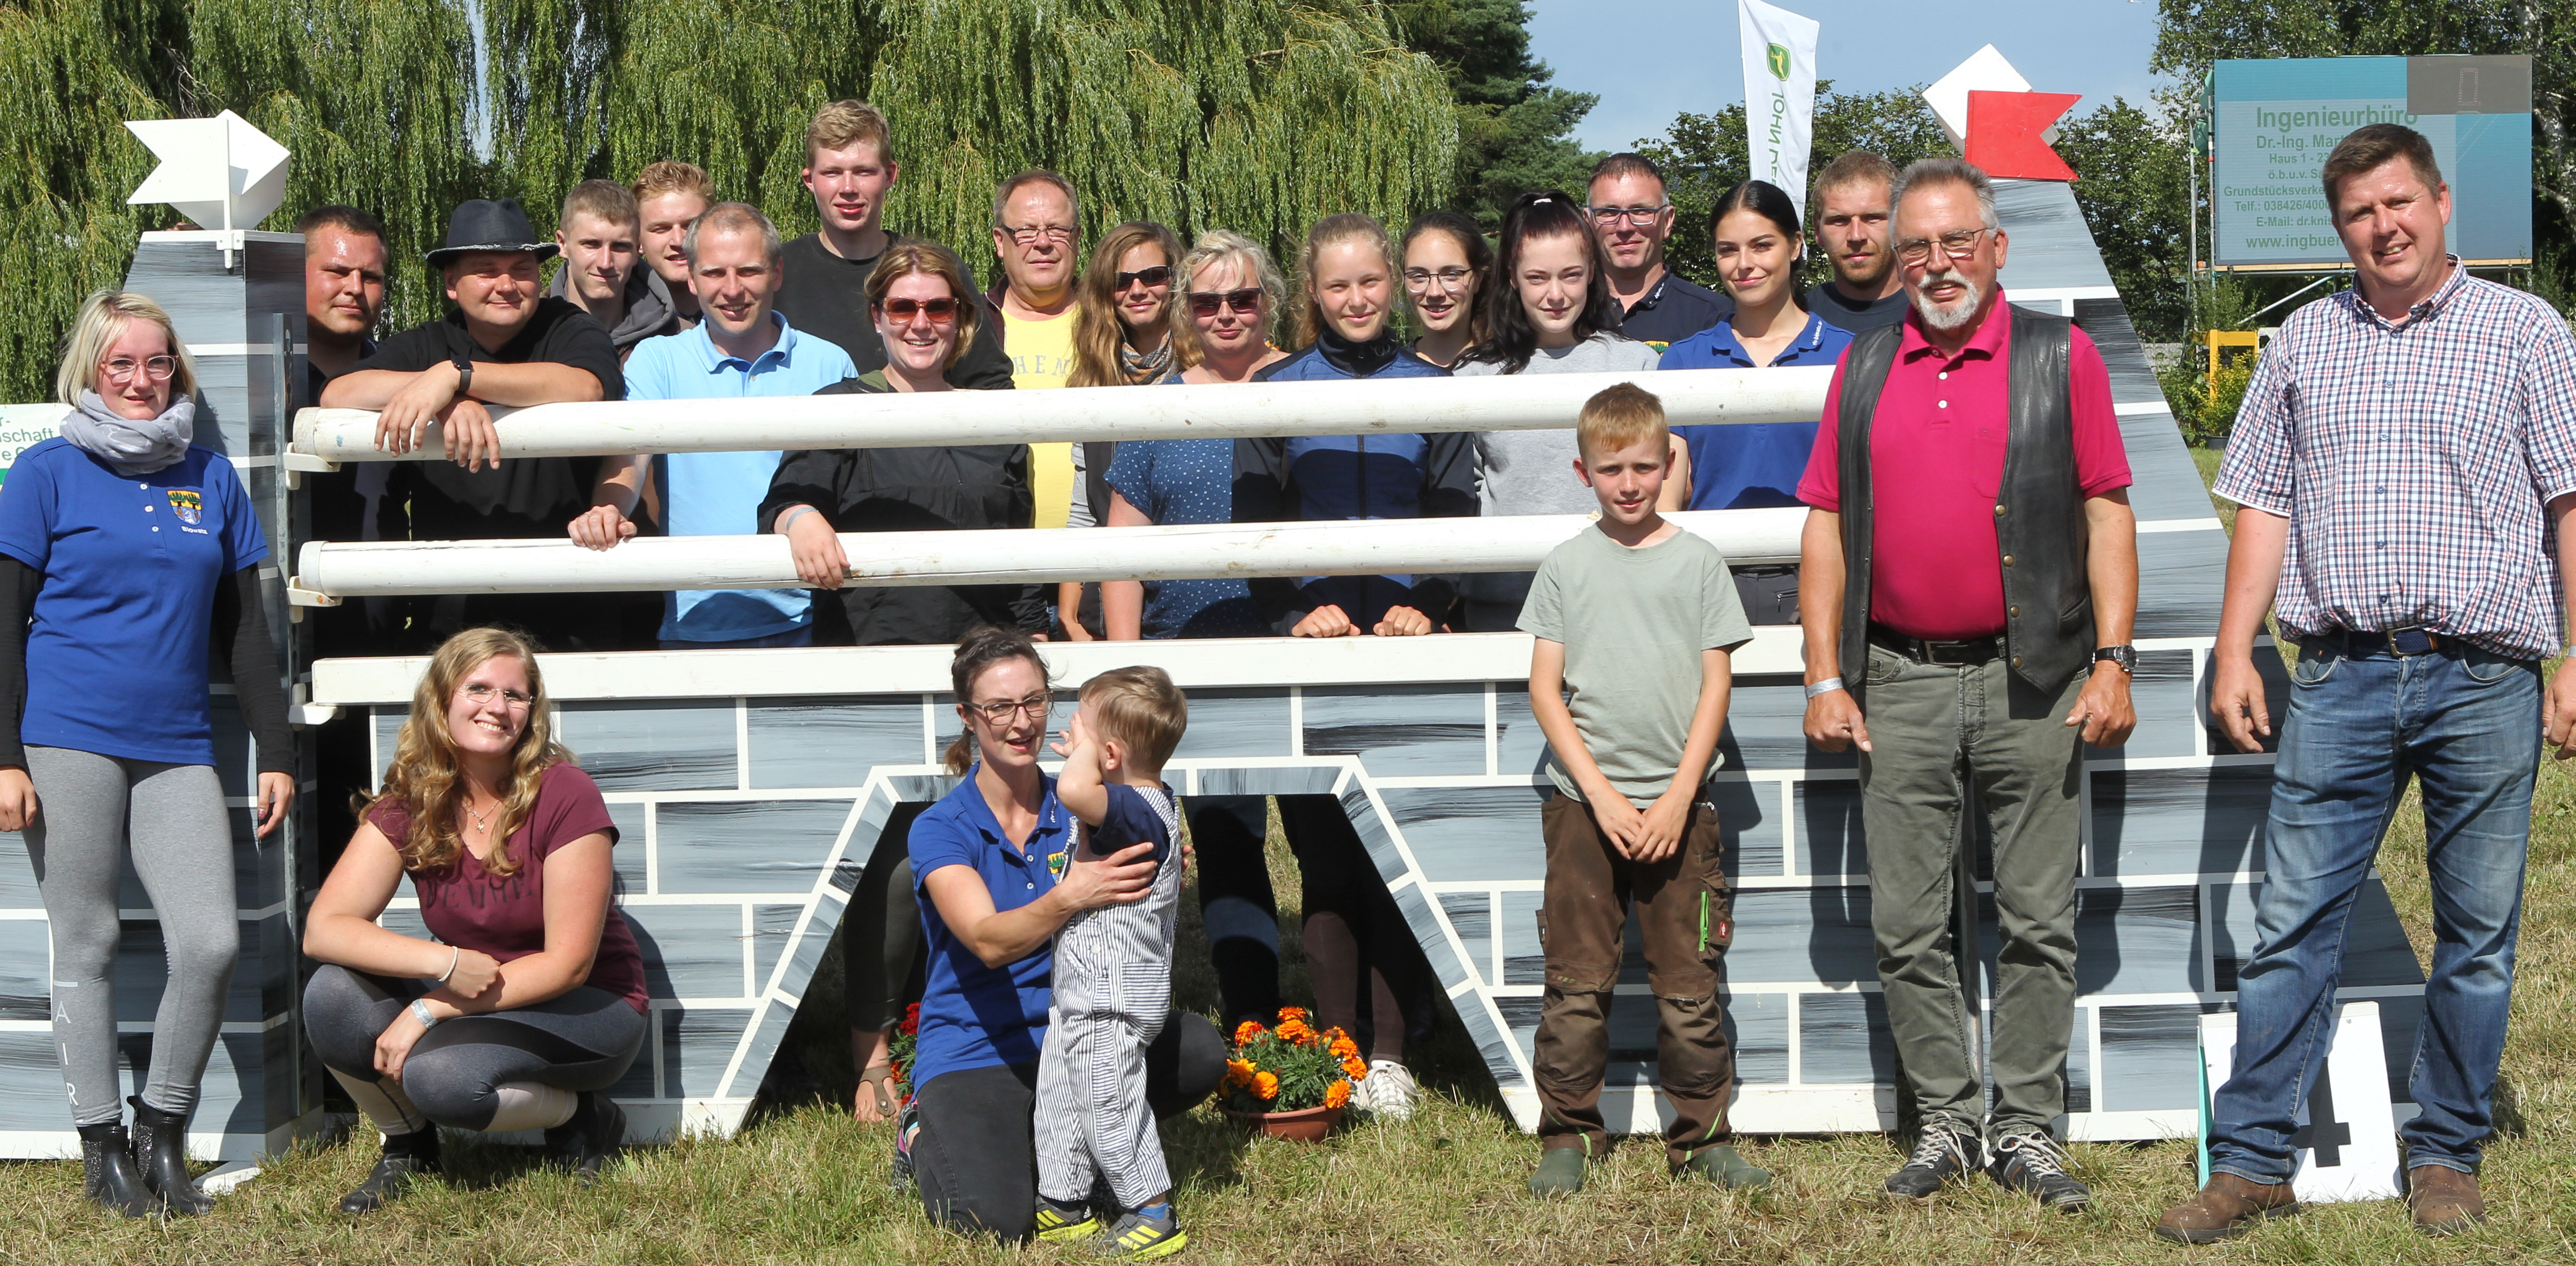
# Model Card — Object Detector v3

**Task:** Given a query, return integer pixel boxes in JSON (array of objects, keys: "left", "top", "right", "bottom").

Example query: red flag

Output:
[{"left": 1965, "top": 90, "right": 2081, "bottom": 182}]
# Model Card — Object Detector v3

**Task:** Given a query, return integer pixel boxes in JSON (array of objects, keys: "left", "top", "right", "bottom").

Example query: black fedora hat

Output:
[{"left": 424, "top": 198, "right": 559, "bottom": 267}]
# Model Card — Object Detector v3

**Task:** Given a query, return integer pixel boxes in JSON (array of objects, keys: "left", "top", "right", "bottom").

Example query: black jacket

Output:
[{"left": 758, "top": 371, "right": 1045, "bottom": 645}]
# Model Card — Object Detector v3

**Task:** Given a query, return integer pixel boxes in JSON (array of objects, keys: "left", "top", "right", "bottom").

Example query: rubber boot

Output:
[
  {"left": 76, "top": 1121, "right": 157, "bottom": 1218},
  {"left": 340, "top": 1127, "right": 442, "bottom": 1215},
  {"left": 127, "top": 1097, "right": 214, "bottom": 1215}
]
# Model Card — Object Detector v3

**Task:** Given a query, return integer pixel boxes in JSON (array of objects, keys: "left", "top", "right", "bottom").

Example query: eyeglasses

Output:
[
  {"left": 1001, "top": 224, "right": 1075, "bottom": 247},
  {"left": 1187, "top": 287, "right": 1264, "bottom": 317},
  {"left": 1402, "top": 266, "right": 1475, "bottom": 292},
  {"left": 99, "top": 355, "right": 179, "bottom": 385},
  {"left": 879, "top": 296, "right": 959, "bottom": 324},
  {"left": 1113, "top": 265, "right": 1172, "bottom": 292},
  {"left": 1894, "top": 228, "right": 1993, "bottom": 266},
  {"left": 458, "top": 682, "right": 536, "bottom": 709},
  {"left": 965, "top": 692, "right": 1053, "bottom": 724},
  {"left": 1587, "top": 204, "right": 1671, "bottom": 226}
]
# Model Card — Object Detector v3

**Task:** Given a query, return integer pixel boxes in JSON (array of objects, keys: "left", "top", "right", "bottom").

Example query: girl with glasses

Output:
[
  {"left": 301, "top": 628, "right": 646, "bottom": 1213},
  {"left": 1056, "top": 221, "right": 1185, "bottom": 641},
  {"left": 1400, "top": 211, "right": 1491, "bottom": 369},
  {"left": 904, "top": 627, "right": 1221, "bottom": 1240},
  {"left": 759, "top": 241, "right": 1046, "bottom": 1128},
  {"left": 1657, "top": 180, "right": 1855, "bottom": 625},
  {"left": 1452, "top": 190, "right": 1667, "bottom": 632},
  {"left": 0, "top": 290, "right": 293, "bottom": 1216}
]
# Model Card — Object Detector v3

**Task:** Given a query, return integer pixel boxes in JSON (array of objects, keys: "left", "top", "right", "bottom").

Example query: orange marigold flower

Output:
[
  {"left": 1276, "top": 1018, "right": 1316, "bottom": 1045},
  {"left": 1224, "top": 1058, "right": 1256, "bottom": 1089},
  {"left": 1233, "top": 1021, "right": 1265, "bottom": 1047},
  {"left": 1277, "top": 1006, "right": 1311, "bottom": 1023},
  {"left": 1253, "top": 1071, "right": 1280, "bottom": 1101},
  {"left": 1329, "top": 1035, "right": 1360, "bottom": 1060},
  {"left": 1342, "top": 1054, "right": 1369, "bottom": 1080},
  {"left": 1324, "top": 1079, "right": 1353, "bottom": 1109}
]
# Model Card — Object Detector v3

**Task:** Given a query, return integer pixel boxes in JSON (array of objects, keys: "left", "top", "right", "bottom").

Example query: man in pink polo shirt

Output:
[{"left": 1794, "top": 157, "right": 2138, "bottom": 1212}]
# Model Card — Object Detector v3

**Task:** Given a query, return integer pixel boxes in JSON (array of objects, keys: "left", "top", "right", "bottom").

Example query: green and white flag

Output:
[{"left": 1738, "top": 0, "right": 1820, "bottom": 220}]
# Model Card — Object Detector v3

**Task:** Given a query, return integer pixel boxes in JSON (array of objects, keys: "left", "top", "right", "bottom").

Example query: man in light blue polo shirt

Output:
[{"left": 569, "top": 203, "right": 856, "bottom": 647}]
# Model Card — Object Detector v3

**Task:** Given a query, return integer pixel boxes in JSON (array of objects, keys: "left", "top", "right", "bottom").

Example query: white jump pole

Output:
[
  {"left": 292, "top": 509, "right": 1808, "bottom": 601},
  {"left": 291, "top": 366, "right": 1835, "bottom": 464}
]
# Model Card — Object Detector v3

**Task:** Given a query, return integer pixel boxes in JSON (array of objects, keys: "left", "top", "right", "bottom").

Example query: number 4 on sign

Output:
[{"left": 2197, "top": 1001, "right": 2404, "bottom": 1203}]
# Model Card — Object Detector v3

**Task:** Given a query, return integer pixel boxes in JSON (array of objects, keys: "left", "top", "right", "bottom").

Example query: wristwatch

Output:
[
  {"left": 451, "top": 350, "right": 474, "bottom": 397},
  {"left": 2093, "top": 645, "right": 2137, "bottom": 675}
]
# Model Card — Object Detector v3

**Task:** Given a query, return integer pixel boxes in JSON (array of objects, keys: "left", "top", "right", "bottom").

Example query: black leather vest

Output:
[{"left": 1833, "top": 305, "right": 2092, "bottom": 703}]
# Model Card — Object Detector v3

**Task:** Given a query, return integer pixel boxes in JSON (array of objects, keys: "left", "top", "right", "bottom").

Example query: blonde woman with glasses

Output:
[{"left": 0, "top": 290, "right": 293, "bottom": 1215}]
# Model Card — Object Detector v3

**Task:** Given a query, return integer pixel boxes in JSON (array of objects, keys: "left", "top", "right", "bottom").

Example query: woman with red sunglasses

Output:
[{"left": 759, "top": 240, "right": 1043, "bottom": 1131}]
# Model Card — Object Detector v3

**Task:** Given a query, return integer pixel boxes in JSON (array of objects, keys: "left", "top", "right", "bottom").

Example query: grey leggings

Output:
[
  {"left": 23, "top": 746, "right": 238, "bottom": 1125},
  {"left": 303, "top": 964, "right": 646, "bottom": 1131}
]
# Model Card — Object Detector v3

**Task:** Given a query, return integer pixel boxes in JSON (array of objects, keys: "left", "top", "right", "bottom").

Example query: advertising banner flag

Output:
[{"left": 1739, "top": 0, "right": 1820, "bottom": 220}]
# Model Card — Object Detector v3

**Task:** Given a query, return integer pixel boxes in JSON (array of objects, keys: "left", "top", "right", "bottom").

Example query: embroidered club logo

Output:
[
  {"left": 1766, "top": 43, "right": 1791, "bottom": 81},
  {"left": 167, "top": 490, "right": 203, "bottom": 526},
  {"left": 1047, "top": 847, "right": 1071, "bottom": 881}
]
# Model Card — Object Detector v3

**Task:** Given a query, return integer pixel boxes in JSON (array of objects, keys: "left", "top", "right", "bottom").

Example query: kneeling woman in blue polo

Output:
[{"left": 903, "top": 627, "right": 1222, "bottom": 1241}]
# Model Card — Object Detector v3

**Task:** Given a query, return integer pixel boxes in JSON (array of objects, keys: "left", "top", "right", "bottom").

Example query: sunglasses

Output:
[
  {"left": 878, "top": 296, "right": 959, "bottom": 323},
  {"left": 1187, "top": 287, "right": 1264, "bottom": 317},
  {"left": 1114, "top": 265, "right": 1173, "bottom": 292}
]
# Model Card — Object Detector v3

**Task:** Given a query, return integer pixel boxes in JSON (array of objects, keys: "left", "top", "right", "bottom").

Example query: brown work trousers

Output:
[{"left": 1532, "top": 791, "right": 1735, "bottom": 1167}]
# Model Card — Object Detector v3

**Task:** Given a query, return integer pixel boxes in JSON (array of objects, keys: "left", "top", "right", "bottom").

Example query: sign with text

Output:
[
  {"left": 2198, "top": 1001, "right": 2403, "bottom": 1204},
  {"left": 0, "top": 404, "right": 67, "bottom": 485},
  {"left": 2211, "top": 56, "right": 2531, "bottom": 267}
]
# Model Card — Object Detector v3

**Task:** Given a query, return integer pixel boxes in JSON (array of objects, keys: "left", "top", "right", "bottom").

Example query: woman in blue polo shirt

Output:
[
  {"left": 1659, "top": 180, "right": 1856, "bottom": 625},
  {"left": 904, "top": 627, "right": 1220, "bottom": 1241},
  {"left": 0, "top": 291, "right": 294, "bottom": 1217}
]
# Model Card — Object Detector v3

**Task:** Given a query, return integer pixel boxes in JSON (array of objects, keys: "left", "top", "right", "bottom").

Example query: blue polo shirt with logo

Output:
[
  {"left": 624, "top": 314, "right": 856, "bottom": 642},
  {"left": 907, "top": 765, "right": 1078, "bottom": 1088},
  {"left": 1660, "top": 312, "right": 1855, "bottom": 510},
  {"left": 0, "top": 439, "right": 267, "bottom": 765}
]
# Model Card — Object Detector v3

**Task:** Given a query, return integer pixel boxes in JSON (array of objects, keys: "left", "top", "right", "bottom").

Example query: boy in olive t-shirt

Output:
[{"left": 1516, "top": 383, "right": 1766, "bottom": 1198}]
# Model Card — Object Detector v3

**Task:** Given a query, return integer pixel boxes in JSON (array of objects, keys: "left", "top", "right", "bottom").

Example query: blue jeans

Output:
[
  {"left": 2207, "top": 638, "right": 2538, "bottom": 1183},
  {"left": 659, "top": 625, "right": 815, "bottom": 650}
]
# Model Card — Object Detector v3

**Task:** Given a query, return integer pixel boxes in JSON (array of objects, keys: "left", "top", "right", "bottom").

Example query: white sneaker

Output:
[{"left": 1358, "top": 1060, "right": 1418, "bottom": 1120}]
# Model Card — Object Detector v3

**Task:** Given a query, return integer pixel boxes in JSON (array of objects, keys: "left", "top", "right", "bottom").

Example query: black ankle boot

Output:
[
  {"left": 126, "top": 1096, "right": 214, "bottom": 1216},
  {"left": 76, "top": 1121, "right": 156, "bottom": 1218},
  {"left": 339, "top": 1128, "right": 441, "bottom": 1215},
  {"left": 542, "top": 1091, "right": 627, "bottom": 1187}
]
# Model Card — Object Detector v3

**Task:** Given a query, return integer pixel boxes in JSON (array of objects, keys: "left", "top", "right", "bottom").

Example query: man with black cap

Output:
[{"left": 322, "top": 198, "right": 626, "bottom": 650}]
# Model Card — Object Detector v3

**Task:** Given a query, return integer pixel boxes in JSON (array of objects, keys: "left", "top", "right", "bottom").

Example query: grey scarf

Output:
[{"left": 62, "top": 390, "right": 194, "bottom": 476}]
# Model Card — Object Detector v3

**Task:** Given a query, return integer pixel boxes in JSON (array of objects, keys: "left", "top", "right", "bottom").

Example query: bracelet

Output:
[
  {"left": 779, "top": 505, "right": 819, "bottom": 532},
  {"left": 436, "top": 945, "right": 460, "bottom": 983},
  {"left": 409, "top": 999, "right": 441, "bottom": 1030},
  {"left": 1804, "top": 677, "right": 1845, "bottom": 700}
]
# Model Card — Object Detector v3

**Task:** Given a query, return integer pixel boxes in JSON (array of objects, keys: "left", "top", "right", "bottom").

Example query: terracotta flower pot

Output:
[{"left": 1224, "top": 1103, "right": 1345, "bottom": 1142}]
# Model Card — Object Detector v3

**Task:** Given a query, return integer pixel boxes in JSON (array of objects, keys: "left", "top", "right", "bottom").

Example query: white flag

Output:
[{"left": 1739, "top": 0, "right": 1821, "bottom": 222}]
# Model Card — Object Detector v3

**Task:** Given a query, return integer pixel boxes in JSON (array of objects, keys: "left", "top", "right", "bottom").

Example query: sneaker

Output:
[
  {"left": 1356, "top": 1060, "right": 1418, "bottom": 1121},
  {"left": 1678, "top": 1143, "right": 1772, "bottom": 1190},
  {"left": 1987, "top": 1130, "right": 2091, "bottom": 1212},
  {"left": 541, "top": 1091, "right": 626, "bottom": 1187},
  {"left": 1528, "top": 1147, "right": 1587, "bottom": 1197},
  {"left": 1092, "top": 1205, "right": 1188, "bottom": 1258},
  {"left": 890, "top": 1103, "right": 920, "bottom": 1192},
  {"left": 1882, "top": 1123, "right": 1983, "bottom": 1204},
  {"left": 1034, "top": 1193, "right": 1101, "bottom": 1242}
]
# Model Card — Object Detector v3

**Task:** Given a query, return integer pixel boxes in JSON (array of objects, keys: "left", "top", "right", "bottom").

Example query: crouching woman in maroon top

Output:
[{"left": 302, "top": 628, "right": 648, "bottom": 1214}]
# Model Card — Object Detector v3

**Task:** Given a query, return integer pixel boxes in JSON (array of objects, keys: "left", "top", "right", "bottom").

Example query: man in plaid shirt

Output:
[{"left": 2160, "top": 125, "right": 2576, "bottom": 1244}]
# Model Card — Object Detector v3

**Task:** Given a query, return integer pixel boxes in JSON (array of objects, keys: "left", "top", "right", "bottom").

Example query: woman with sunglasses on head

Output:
[
  {"left": 1451, "top": 190, "right": 1665, "bottom": 632},
  {"left": 760, "top": 241, "right": 1043, "bottom": 1128},
  {"left": 1096, "top": 230, "right": 1285, "bottom": 1036},
  {"left": 0, "top": 290, "right": 294, "bottom": 1217},
  {"left": 1055, "top": 222, "right": 1185, "bottom": 642},
  {"left": 302, "top": 628, "right": 646, "bottom": 1213},
  {"left": 1658, "top": 180, "right": 1853, "bottom": 625},
  {"left": 1401, "top": 212, "right": 1491, "bottom": 369},
  {"left": 1231, "top": 214, "right": 1468, "bottom": 1119},
  {"left": 904, "top": 627, "right": 1221, "bottom": 1243}
]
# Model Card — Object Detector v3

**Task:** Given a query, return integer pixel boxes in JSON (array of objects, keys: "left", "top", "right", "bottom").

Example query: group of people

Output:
[{"left": 4, "top": 94, "right": 2563, "bottom": 1252}]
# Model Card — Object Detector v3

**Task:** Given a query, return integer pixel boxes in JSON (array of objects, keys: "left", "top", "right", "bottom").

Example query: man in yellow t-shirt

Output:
[{"left": 988, "top": 171, "right": 1082, "bottom": 529}]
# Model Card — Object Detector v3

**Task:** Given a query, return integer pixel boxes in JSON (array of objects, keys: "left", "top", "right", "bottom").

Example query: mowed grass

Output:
[{"left": 8, "top": 453, "right": 2576, "bottom": 1263}]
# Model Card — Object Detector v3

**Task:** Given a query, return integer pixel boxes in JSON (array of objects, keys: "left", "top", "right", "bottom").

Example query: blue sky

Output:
[{"left": 1527, "top": 0, "right": 2174, "bottom": 153}]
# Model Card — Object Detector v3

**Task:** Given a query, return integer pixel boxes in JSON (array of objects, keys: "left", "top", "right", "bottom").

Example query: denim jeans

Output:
[{"left": 2207, "top": 639, "right": 2539, "bottom": 1183}]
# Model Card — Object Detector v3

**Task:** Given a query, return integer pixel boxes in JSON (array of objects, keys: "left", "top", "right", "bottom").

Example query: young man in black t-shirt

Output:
[
  {"left": 772, "top": 99, "right": 1013, "bottom": 388},
  {"left": 323, "top": 198, "right": 625, "bottom": 651},
  {"left": 1802, "top": 152, "right": 1911, "bottom": 334}
]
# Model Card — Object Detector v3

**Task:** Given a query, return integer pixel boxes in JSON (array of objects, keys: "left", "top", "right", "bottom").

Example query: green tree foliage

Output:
[
  {"left": 1389, "top": 0, "right": 1598, "bottom": 227},
  {"left": 2051, "top": 93, "right": 2193, "bottom": 338},
  {"left": 0, "top": 1, "right": 1456, "bottom": 401}
]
